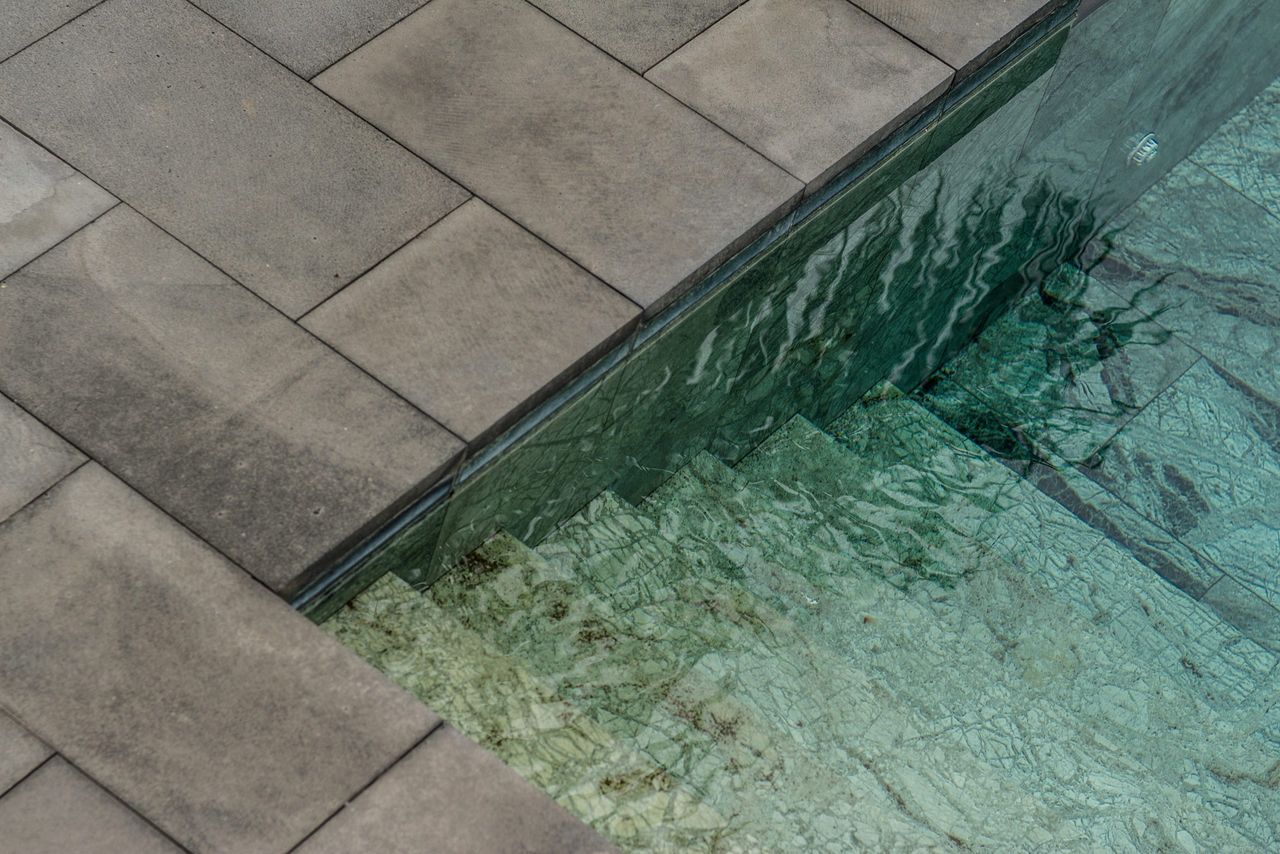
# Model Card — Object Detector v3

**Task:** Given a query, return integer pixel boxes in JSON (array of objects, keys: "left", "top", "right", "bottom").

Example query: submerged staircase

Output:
[{"left": 328, "top": 385, "right": 1280, "bottom": 852}]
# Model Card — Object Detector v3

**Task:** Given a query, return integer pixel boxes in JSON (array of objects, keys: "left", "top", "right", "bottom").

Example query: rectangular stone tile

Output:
[
  {"left": 191, "top": 0, "right": 427, "bottom": 77},
  {"left": 0, "top": 0, "right": 98, "bottom": 60},
  {"left": 850, "top": 0, "right": 1067, "bottom": 75},
  {"left": 0, "top": 206, "right": 463, "bottom": 595},
  {"left": 0, "top": 758, "right": 180, "bottom": 854},
  {"left": 0, "top": 120, "right": 115, "bottom": 279},
  {"left": 299, "top": 725, "right": 618, "bottom": 854},
  {"left": 303, "top": 199, "right": 639, "bottom": 442},
  {"left": 0, "top": 0, "right": 467, "bottom": 317},
  {"left": 0, "top": 464, "right": 438, "bottom": 852},
  {"left": 0, "top": 713, "right": 51, "bottom": 796},
  {"left": 935, "top": 266, "right": 1199, "bottom": 464},
  {"left": 647, "top": 0, "right": 952, "bottom": 190},
  {"left": 1202, "top": 575, "right": 1280, "bottom": 654},
  {"left": 1192, "top": 78, "right": 1280, "bottom": 220},
  {"left": 920, "top": 377, "right": 1226, "bottom": 599},
  {"left": 1089, "top": 0, "right": 1280, "bottom": 220},
  {"left": 0, "top": 394, "right": 83, "bottom": 524},
  {"left": 529, "top": 0, "right": 745, "bottom": 72},
  {"left": 1088, "top": 160, "right": 1280, "bottom": 404},
  {"left": 316, "top": 0, "right": 801, "bottom": 312},
  {"left": 1081, "top": 359, "right": 1280, "bottom": 610}
]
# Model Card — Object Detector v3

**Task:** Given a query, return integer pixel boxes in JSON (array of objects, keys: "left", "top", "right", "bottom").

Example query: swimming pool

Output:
[{"left": 323, "top": 2, "right": 1280, "bottom": 849}]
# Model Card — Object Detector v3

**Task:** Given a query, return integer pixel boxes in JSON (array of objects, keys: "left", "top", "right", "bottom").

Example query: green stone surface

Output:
[
  {"left": 935, "top": 265, "right": 1198, "bottom": 463},
  {"left": 1193, "top": 79, "right": 1280, "bottom": 218}
]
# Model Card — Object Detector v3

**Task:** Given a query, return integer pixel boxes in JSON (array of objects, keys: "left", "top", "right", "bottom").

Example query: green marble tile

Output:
[
  {"left": 653, "top": 403, "right": 1277, "bottom": 848},
  {"left": 1202, "top": 575, "right": 1280, "bottom": 654},
  {"left": 920, "top": 376, "right": 1224, "bottom": 597},
  {"left": 1090, "top": 0, "right": 1280, "bottom": 219},
  {"left": 602, "top": 284, "right": 748, "bottom": 505},
  {"left": 1081, "top": 358, "right": 1280, "bottom": 610},
  {"left": 1192, "top": 78, "right": 1280, "bottom": 220},
  {"left": 423, "top": 532, "right": 943, "bottom": 852},
  {"left": 935, "top": 265, "right": 1198, "bottom": 463},
  {"left": 1089, "top": 160, "right": 1280, "bottom": 404},
  {"left": 541, "top": 494, "right": 1063, "bottom": 851},
  {"left": 324, "top": 573, "right": 732, "bottom": 852}
]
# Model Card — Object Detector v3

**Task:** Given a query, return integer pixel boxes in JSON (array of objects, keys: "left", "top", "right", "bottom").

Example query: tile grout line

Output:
[
  {"left": 305, "top": 0, "right": 437, "bottom": 81},
  {"left": 0, "top": 753, "right": 55, "bottom": 804},
  {"left": 1185, "top": 155, "right": 1280, "bottom": 231},
  {"left": 0, "top": 197, "right": 121, "bottom": 283},
  {"left": 0, "top": 114, "right": 468, "bottom": 451},
  {"left": 0, "top": 388, "right": 283, "bottom": 600},
  {"left": 637, "top": 0, "right": 749, "bottom": 73},
  {"left": 513, "top": 0, "right": 809, "bottom": 188},
  {"left": 0, "top": 457, "right": 91, "bottom": 532},
  {"left": 0, "top": 0, "right": 110, "bottom": 65},
  {"left": 173, "top": 0, "right": 646, "bottom": 322},
  {"left": 62, "top": 753, "right": 196, "bottom": 853},
  {"left": 284, "top": 718, "right": 446, "bottom": 853},
  {"left": 839, "top": 0, "right": 958, "bottom": 75}
]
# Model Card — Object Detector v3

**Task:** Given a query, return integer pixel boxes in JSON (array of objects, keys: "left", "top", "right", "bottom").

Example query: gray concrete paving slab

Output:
[
  {"left": 0, "top": 0, "right": 99, "bottom": 61},
  {"left": 315, "top": 0, "right": 802, "bottom": 312},
  {"left": 0, "top": 394, "right": 83, "bottom": 525},
  {"left": 299, "top": 725, "right": 618, "bottom": 854},
  {"left": 0, "top": 464, "right": 438, "bottom": 853},
  {"left": 0, "top": 206, "right": 463, "bottom": 595},
  {"left": 304, "top": 199, "right": 640, "bottom": 442},
  {"left": 0, "top": 713, "right": 52, "bottom": 795},
  {"left": 0, "top": 120, "right": 115, "bottom": 280},
  {"left": 648, "top": 0, "right": 953, "bottom": 190},
  {"left": 0, "top": 0, "right": 468, "bottom": 317},
  {"left": 852, "top": 0, "right": 1068, "bottom": 74},
  {"left": 0, "top": 758, "right": 181, "bottom": 853},
  {"left": 191, "top": 0, "right": 428, "bottom": 77},
  {"left": 528, "top": 0, "right": 746, "bottom": 71}
]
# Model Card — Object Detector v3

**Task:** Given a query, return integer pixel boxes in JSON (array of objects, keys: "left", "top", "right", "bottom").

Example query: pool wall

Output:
[{"left": 298, "top": 0, "right": 1280, "bottom": 620}]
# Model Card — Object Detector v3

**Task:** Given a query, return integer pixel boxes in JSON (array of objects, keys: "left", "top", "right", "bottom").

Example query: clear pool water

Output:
[{"left": 325, "top": 4, "right": 1279, "bottom": 851}]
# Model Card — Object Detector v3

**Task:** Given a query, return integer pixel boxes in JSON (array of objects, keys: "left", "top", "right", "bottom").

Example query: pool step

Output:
[
  {"left": 643, "top": 437, "right": 1269, "bottom": 849},
  {"left": 772, "top": 390, "right": 1279, "bottom": 847},
  {"left": 323, "top": 571, "right": 730, "bottom": 853},
  {"left": 421, "top": 530, "right": 937, "bottom": 852},
  {"left": 540, "top": 492, "right": 1066, "bottom": 850}
]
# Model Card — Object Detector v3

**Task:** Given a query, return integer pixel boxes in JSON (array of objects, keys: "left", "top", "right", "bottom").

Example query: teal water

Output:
[{"left": 324, "top": 31, "right": 1280, "bottom": 854}]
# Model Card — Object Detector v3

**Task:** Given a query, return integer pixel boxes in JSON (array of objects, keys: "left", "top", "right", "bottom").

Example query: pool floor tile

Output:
[
  {"left": 315, "top": 0, "right": 801, "bottom": 311},
  {"left": 0, "top": 759, "right": 180, "bottom": 854},
  {"left": 937, "top": 266, "right": 1199, "bottom": 463},
  {"left": 1191, "top": 78, "right": 1280, "bottom": 221},
  {"left": 1088, "top": 160, "right": 1280, "bottom": 404},
  {"left": 0, "top": 464, "right": 437, "bottom": 853},
  {"left": 0, "top": 0, "right": 468, "bottom": 317},
  {"left": 1201, "top": 575, "right": 1280, "bottom": 654},
  {"left": 0, "top": 206, "right": 462, "bottom": 595},
  {"left": 1080, "top": 359, "right": 1280, "bottom": 610},
  {"left": 647, "top": 0, "right": 952, "bottom": 189},
  {"left": 0, "top": 120, "right": 115, "bottom": 281}
]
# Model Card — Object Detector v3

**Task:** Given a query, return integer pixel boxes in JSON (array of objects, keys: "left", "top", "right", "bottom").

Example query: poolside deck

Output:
[{"left": 0, "top": 1, "right": 1104, "bottom": 849}]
